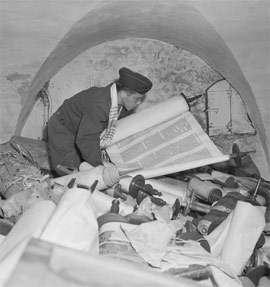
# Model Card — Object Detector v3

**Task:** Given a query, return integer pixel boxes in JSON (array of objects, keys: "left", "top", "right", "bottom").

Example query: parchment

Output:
[{"left": 106, "top": 95, "right": 227, "bottom": 178}]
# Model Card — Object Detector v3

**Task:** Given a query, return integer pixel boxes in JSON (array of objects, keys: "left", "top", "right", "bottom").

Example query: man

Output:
[{"left": 47, "top": 67, "right": 152, "bottom": 176}]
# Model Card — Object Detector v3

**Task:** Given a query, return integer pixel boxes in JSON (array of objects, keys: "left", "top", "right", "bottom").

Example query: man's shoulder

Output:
[{"left": 87, "top": 85, "right": 111, "bottom": 101}]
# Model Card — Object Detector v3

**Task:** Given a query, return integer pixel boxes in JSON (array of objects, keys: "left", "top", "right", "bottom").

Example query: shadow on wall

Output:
[{"left": 14, "top": 0, "right": 268, "bottom": 164}]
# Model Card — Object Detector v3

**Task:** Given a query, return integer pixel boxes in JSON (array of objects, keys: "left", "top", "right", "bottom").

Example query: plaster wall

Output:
[
  {"left": 1, "top": 0, "right": 99, "bottom": 142},
  {"left": 0, "top": 0, "right": 269, "bottom": 177},
  {"left": 21, "top": 38, "right": 221, "bottom": 137}
]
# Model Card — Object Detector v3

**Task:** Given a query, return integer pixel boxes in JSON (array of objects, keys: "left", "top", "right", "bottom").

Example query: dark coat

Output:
[{"left": 47, "top": 85, "right": 112, "bottom": 173}]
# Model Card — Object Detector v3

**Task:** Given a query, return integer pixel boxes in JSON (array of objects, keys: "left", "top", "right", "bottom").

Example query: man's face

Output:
[{"left": 122, "top": 91, "right": 145, "bottom": 111}]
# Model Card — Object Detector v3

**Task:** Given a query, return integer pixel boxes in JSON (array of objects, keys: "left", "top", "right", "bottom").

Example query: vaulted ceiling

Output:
[{"left": 1, "top": 0, "right": 269, "bottom": 176}]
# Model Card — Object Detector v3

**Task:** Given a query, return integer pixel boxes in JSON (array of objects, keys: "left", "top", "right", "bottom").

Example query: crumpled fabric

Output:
[
  {"left": 121, "top": 219, "right": 174, "bottom": 268},
  {"left": 0, "top": 150, "right": 52, "bottom": 222}
]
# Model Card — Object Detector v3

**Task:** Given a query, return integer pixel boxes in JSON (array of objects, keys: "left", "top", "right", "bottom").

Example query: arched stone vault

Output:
[{"left": 14, "top": 0, "right": 269, "bottom": 164}]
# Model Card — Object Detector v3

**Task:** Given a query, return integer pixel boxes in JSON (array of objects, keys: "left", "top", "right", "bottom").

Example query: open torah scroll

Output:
[{"left": 106, "top": 95, "right": 229, "bottom": 178}]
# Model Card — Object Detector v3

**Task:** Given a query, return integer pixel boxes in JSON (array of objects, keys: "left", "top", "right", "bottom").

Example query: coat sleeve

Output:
[{"left": 76, "top": 103, "right": 108, "bottom": 166}]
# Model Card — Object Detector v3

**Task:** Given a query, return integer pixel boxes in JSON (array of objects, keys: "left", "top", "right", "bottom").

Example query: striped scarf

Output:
[{"left": 100, "top": 83, "right": 120, "bottom": 149}]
